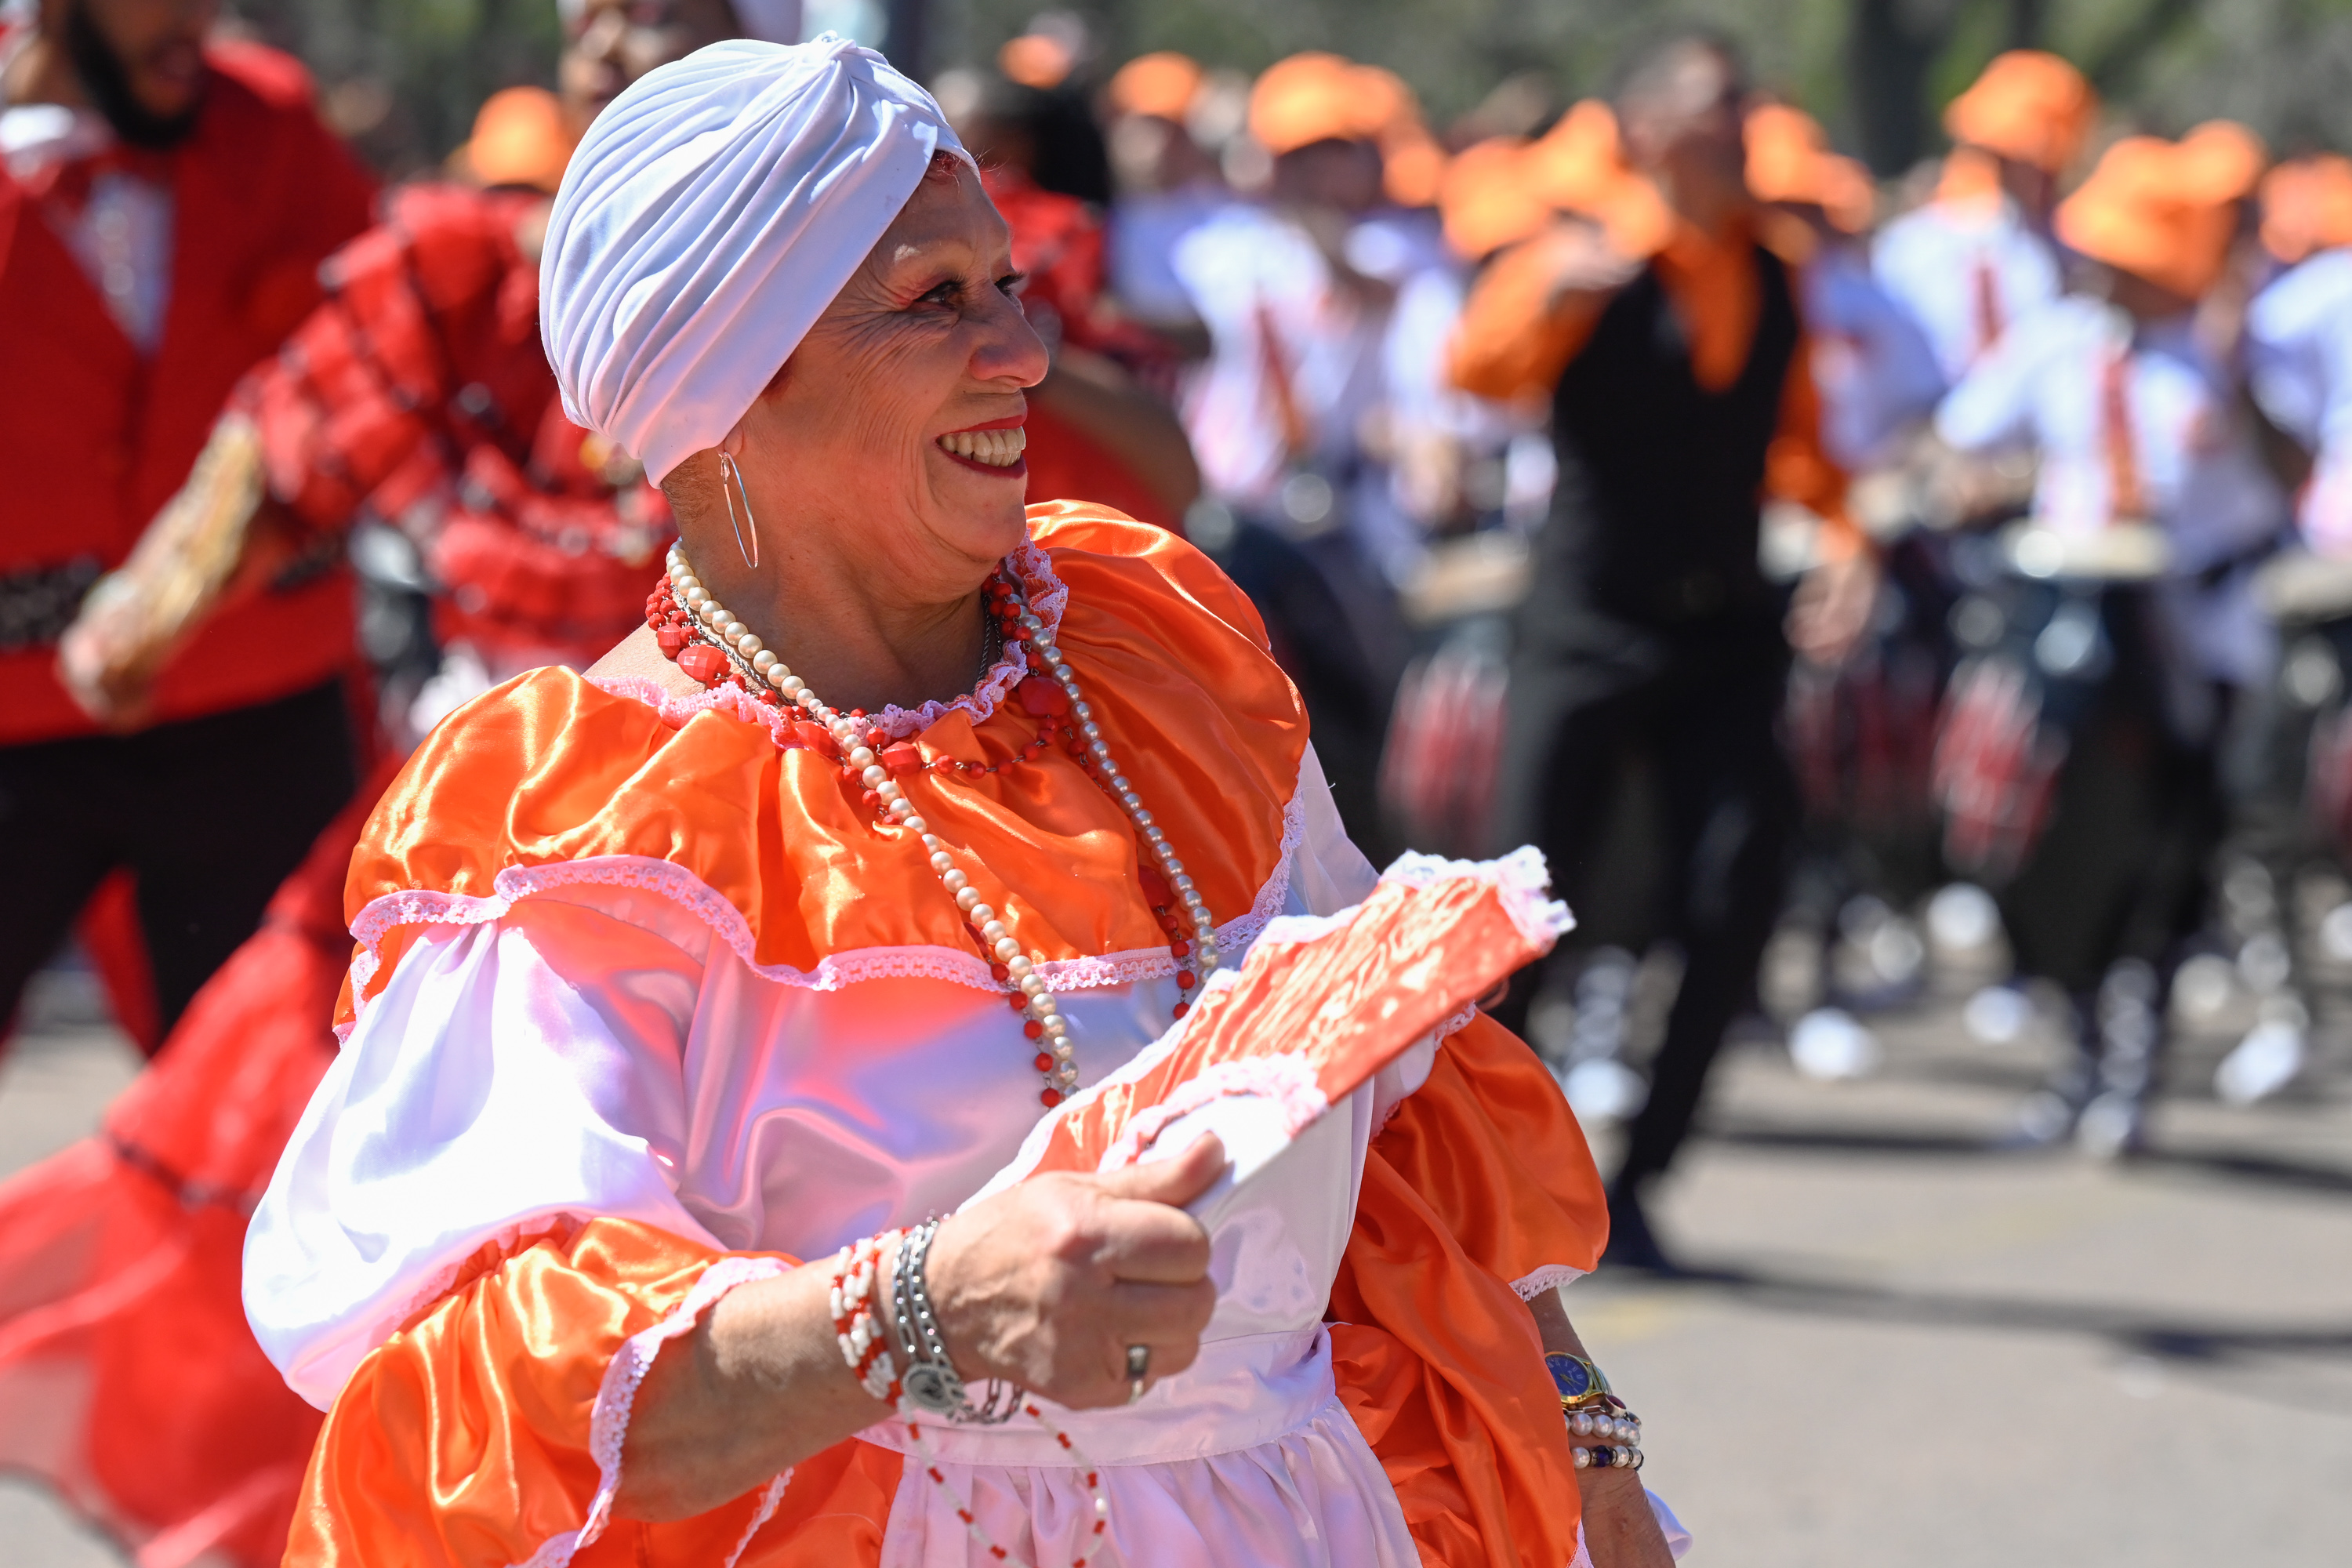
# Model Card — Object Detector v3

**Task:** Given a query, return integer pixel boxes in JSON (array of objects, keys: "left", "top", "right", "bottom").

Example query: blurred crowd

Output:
[{"left": 3, "top": 0, "right": 2352, "bottom": 1559}]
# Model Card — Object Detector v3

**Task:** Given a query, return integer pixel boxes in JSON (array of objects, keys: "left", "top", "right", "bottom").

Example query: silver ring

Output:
[{"left": 1126, "top": 1343, "right": 1150, "bottom": 1403}]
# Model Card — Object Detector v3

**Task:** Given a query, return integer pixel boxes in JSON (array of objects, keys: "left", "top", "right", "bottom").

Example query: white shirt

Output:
[
  {"left": 2247, "top": 247, "right": 2352, "bottom": 554},
  {"left": 1801, "top": 241, "right": 1948, "bottom": 470},
  {"left": 1171, "top": 204, "right": 1390, "bottom": 509},
  {"left": 1937, "top": 295, "right": 2290, "bottom": 682},
  {"left": 0, "top": 102, "right": 173, "bottom": 352},
  {"left": 1874, "top": 194, "right": 2062, "bottom": 384}
]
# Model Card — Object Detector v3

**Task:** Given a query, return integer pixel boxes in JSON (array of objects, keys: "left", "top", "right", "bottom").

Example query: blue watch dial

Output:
[{"left": 1544, "top": 1352, "right": 1595, "bottom": 1401}]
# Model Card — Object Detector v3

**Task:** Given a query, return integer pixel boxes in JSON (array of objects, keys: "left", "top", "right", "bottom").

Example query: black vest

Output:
[{"left": 1534, "top": 242, "right": 1799, "bottom": 630}]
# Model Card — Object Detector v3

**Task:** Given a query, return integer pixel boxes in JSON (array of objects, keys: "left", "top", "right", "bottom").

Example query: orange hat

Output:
[
  {"left": 1439, "top": 136, "right": 1546, "bottom": 260},
  {"left": 1744, "top": 102, "right": 1875, "bottom": 233},
  {"left": 1247, "top": 53, "right": 1392, "bottom": 154},
  {"left": 454, "top": 86, "right": 574, "bottom": 195},
  {"left": 2260, "top": 154, "right": 2352, "bottom": 264},
  {"left": 999, "top": 32, "right": 1076, "bottom": 91},
  {"left": 2056, "top": 135, "right": 2237, "bottom": 299},
  {"left": 1525, "top": 100, "right": 1671, "bottom": 256},
  {"left": 1248, "top": 53, "right": 1446, "bottom": 206},
  {"left": 2175, "top": 119, "right": 2267, "bottom": 203},
  {"left": 1106, "top": 51, "right": 1202, "bottom": 122},
  {"left": 1944, "top": 49, "right": 2098, "bottom": 172}
]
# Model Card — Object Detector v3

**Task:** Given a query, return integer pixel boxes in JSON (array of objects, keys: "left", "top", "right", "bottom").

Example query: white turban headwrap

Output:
[{"left": 540, "top": 36, "right": 965, "bottom": 481}]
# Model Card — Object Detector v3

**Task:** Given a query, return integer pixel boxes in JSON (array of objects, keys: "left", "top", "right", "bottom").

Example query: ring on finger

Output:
[{"left": 1126, "top": 1343, "right": 1151, "bottom": 1404}]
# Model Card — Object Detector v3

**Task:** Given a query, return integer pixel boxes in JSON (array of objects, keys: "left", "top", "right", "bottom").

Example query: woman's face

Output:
[{"left": 733, "top": 159, "right": 1047, "bottom": 591}]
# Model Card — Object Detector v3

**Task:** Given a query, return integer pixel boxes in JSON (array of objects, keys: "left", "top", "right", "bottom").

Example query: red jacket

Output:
[
  {"left": 0, "top": 41, "right": 375, "bottom": 745},
  {"left": 252, "top": 181, "right": 673, "bottom": 666}
]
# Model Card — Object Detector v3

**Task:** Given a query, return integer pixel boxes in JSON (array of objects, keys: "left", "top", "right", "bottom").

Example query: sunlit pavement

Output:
[{"left": 3, "top": 967, "right": 2348, "bottom": 1565}]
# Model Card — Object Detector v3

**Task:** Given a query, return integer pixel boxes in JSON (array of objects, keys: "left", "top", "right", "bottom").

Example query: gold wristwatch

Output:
[{"left": 1544, "top": 1351, "right": 1613, "bottom": 1412}]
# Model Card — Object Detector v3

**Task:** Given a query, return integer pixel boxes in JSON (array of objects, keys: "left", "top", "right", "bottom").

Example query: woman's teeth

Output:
[{"left": 937, "top": 426, "right": 1028, "bottom": 467}]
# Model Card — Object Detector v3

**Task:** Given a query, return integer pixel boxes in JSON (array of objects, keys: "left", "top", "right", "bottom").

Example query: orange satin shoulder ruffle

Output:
[
  {"left": 1330, "top": 1011, "right": 1609, "bottom": 1568},
  {"left": 339, "top": 504, "right": 1304, "bottom": 1023}
]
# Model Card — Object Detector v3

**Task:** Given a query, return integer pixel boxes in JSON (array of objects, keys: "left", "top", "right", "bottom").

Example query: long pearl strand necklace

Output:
[{"left": 648, "top": 543, "right": 1222, "bottom": 1105}]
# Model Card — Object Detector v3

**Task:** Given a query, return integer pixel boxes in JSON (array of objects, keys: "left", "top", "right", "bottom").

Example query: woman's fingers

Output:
[
  {"left": 1087, "top": 1133, "right": 1225, "bottom": 1281},
  {"left": 1101, "top": 1276, "right": 1218, "bottom": 1346},
  {"left": 1092, "top": 1132, "right": 1228, "bottom": 1209}
]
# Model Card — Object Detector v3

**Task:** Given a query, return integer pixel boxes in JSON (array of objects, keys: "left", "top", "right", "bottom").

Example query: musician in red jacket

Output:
[{"left": 0, "top": 0, "right": 375, "bottom": 1040}]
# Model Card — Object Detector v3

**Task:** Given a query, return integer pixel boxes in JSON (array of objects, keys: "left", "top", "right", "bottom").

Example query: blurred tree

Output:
[
  {"left": 226, "top": 0, "right": 2352, "bottom": 178},
  {"left": 226, "top": 0, "right": 563, "bottom": 177},
  {"left": 924, "top": 0, "right": 2352, "bottom": 171}
]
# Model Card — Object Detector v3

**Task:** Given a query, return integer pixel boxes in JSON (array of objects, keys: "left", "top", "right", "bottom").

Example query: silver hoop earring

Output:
[{"left": 718, "top": 452, "right": 760, "bottom": 570}]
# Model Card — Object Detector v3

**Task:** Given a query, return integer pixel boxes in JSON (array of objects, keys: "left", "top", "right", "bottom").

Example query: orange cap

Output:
[
  {"left": 2055, "top": 135, "right": 2238, "bottom": 300},
  {"left": 1248, "top": 54, "right": 1446, "bottom": 206},
  {"left": 999, "top": 32, "right": 1076, "bottom": 90},
  {"left": 1744, "top": 102, "right": 1875, "bottom": 232},
  {"left": 2175, "top": 119, "right": 2267, "bottom": 202},
  {"left": 1526, "top": 100, "right": 1672, "bottom": 256},
  {"left": 1248, "top": 53, "right": 1391, "bottom": 154},
  {"left": 455, "top": 86, "right": 574, "bottom": 195},
  {"left": 1105, "top": 52, "right": 1202, "bottom": 122},
  {"left": 2260, "top": 154, "right": 2352, "bottom": 264},
  {"left": 1439, "top": 136, "right": 1547, "bottom": 260},
  {"left": 1943, "top": 49, "right": 2098, "bottom": 172}
]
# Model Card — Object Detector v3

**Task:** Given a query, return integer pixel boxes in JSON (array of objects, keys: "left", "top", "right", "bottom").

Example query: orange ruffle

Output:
[
  {"left": 1330, "top": 1012, "right": 1607, "bottom": 1568},
  {"left": 339, "top": 505, "right": 1303, "bottom": 1026}
]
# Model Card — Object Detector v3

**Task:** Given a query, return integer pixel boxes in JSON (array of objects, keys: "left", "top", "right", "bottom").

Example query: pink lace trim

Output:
[
  {"left": 590, "top": 537, "right": 1068, "bottom": 743},
  {"left": 1509, "top": 1262, "right": 1588, "bottom": 1301},
  {"left": 1377, "top": 846, "right": 1575, "bottom": 946},
  {"left": 341, "top": 787, "right": 1307, "bottom": 1038},
  {"left": 1098, "top": 1051, "right": 1329, "bottom": 1171},
  {"left": 514, "top": 1255, "right": 791, "bottom": 1568}
]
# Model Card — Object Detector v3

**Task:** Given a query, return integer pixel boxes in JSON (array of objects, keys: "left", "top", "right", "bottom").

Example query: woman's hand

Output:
[{"left": 924, "top": 1134, "right": 1227, "bottom": 1409}]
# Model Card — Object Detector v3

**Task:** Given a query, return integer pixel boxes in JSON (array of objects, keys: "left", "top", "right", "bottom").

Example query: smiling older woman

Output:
[{"left": 242, "top": 38, "right": 1682, "bottom": 1568}]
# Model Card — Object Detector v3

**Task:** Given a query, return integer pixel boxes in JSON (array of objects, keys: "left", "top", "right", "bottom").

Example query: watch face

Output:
[{"left": 1545, "top": 1352, "right": 1594, "bottom": 1401}]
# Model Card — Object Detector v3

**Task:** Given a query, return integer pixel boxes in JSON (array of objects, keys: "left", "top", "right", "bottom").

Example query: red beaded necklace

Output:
[{"left": 644, "top": 547, "right": 1219, "bottom": 1105}]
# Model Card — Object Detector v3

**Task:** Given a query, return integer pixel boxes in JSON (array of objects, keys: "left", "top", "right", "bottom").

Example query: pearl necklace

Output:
[{"left": 648, "top": 544, "right": 1222, "bottom": 1105}]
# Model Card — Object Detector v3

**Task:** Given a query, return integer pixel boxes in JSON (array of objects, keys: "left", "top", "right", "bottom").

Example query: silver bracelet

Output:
[{"left": 891, "top": 1217, "right": 1018, "bottom": 1425}]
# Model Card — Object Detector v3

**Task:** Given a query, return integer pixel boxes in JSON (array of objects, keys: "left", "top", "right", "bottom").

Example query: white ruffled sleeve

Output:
[{"left": 244, "top": 898, "right": 720, "bottom": 1409}]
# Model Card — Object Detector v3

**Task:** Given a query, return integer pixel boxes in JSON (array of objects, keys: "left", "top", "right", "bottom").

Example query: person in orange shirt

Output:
[{"left": 1453, "top": 29, "right": 1875, "bottom": 1271}]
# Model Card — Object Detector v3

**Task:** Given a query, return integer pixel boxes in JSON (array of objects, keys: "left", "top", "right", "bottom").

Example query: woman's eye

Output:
[
  {"left": 918, "top": 281, "right": 960, "bottom": 306},
  {"left": 997, "top": 272, "right": 1026, "bottom": 298}
]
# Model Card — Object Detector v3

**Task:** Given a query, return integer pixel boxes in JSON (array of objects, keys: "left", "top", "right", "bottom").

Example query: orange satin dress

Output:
[{"left": 252, "top": 504, "right": 1606, "bottom": 1566}]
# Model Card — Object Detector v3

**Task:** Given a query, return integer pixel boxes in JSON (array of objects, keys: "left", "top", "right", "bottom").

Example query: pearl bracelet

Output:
[{"left": 1566, "top": 1405, "right": 1642, "bottom": 1444}]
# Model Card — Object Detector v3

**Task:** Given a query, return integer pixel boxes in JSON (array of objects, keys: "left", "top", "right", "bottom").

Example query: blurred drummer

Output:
[
  {"left": 1934, "top": 132, "right": 2290, "bottom": 1154},
  {"left": 1875, "top": 50, "right": 2096, "bottom": 383}
]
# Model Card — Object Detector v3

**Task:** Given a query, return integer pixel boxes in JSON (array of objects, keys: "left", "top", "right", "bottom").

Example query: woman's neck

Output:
[{"left": 684, "top": 530, "right": 993, "bottom": 717}]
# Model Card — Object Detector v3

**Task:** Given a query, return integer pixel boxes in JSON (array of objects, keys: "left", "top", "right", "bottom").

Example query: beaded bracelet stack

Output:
[
  {"left": 1572, "top": 1443, "right": 1646, "bottom": 1471},
  {"left": 829, "top": 1225, "right": 1110, "bottom": 1566}
]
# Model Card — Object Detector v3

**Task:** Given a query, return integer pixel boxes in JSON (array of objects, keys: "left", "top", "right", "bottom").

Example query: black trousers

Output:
[
  {"left": 0, "top": 679, "right": 358, "bottom": 1042},
  {"left": 1494, "top": 612, "right": 1795, "bottom": 1191}
]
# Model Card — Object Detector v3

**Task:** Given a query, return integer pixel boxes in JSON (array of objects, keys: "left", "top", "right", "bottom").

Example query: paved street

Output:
[{"left": 3, "top": 958, "right": 2349, "bottom": 1566}]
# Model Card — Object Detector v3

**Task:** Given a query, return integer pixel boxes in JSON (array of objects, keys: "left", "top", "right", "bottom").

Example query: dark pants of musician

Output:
[{"left": 1494, "top": 611, "right": 1796, "bottom": 1195}]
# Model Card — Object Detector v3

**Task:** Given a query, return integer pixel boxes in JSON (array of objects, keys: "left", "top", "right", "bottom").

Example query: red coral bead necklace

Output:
[{"left": 646, "top": 543, "right": 1221, "bottom": 1105}]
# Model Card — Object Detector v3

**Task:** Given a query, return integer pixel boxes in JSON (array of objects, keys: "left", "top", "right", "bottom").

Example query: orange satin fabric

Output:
[
  {"left": 339, "top": 505, "right": 1303, "bottom": 1025},
  {"left": 1448, "top": 214, "right": 1860, "bottom": 547},
  {"left": 1026, "top": 873, "right": 1550, "bottom": 1178},
  {"left": 287, "top": 1017, "right": 1606, "bottom": 1567},
  {"left": 1330, "top": 1012, "right": 1607, "bottom": 1568}
]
